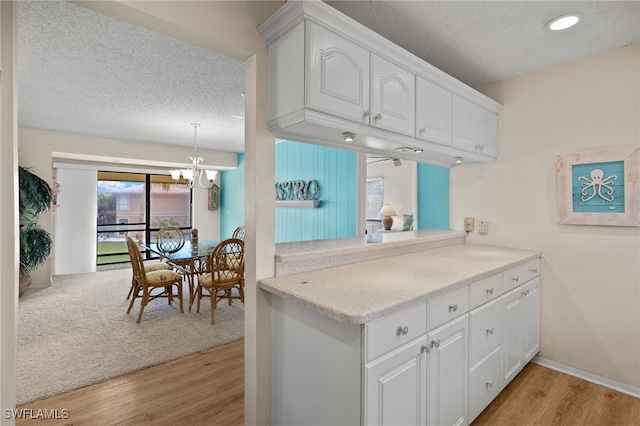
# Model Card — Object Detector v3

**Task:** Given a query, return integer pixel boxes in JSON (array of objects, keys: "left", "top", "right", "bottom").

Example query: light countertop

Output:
[
  {"left": 274, "top": 229, "right": 466, "bottom": 276},
  {"left": 261, "top": 243, "right": 541, "bottom": 324}
]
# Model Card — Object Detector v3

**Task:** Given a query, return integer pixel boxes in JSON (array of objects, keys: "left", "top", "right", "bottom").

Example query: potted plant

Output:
[{"left": 19, "top": 166, "right": 53, "bottom": 297}]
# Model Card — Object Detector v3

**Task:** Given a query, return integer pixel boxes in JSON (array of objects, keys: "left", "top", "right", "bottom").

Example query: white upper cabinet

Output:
[
  {"left": 415, "top": 77, "right": 452, "bottom": 146},
  {"left": 453, "top": 95, "right": 498, "bottom": 158},
  {"left": 370, "top": 54, "right": 415, "bottom": 136},
  {"left": 259, "top": 1, "right": 501, "bottom": 166},
  {"left": 307, "top": 22, "right": 370, "bottom": 123}
]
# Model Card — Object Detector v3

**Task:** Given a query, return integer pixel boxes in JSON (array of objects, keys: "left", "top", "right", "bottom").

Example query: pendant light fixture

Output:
[{"left": 170, "top": 123, "right": 217, "bottom": 189}]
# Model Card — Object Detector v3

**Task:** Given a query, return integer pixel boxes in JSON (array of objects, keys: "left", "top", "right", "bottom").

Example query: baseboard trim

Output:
[{"left": 533, "top": 356, "right": 640, "bottom": 399}]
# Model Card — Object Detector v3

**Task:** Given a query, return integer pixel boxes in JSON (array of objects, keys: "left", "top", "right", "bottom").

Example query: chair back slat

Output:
[
  {"left": 209, "top": 238, "right": 244, "bottom": 283},
  {"left": 126, "top": 237, "right": 147, "bottom": 286}
]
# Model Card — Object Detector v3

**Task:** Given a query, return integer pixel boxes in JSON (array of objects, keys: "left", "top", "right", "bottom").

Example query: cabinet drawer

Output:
[
  {"left": 469, "top": 297, "right": 503, "bottom": 366},
  {"left": 364, "top": 302, "right": 427, "bottom": 362},
  {"left": 503, "top": 259, "right": 541, "bottom": 292},
  {"left": 469, "top": 346, "right": 503, "bottom": 422},
  {"left": 428, "top": 285, "right": 468, "bottom": 331},
  {"left": 469, "top": 274, "right": 502, "bottom": 310}
]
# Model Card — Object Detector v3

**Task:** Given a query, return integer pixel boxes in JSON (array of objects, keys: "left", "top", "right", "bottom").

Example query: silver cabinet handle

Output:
[
  {"left": 448, "top": 303, "right": 458, "bottom": 312},
  {"left": 363, "top": 110, "right": 371, "bottom": 118},
  {"left": 512, "top": 277, "right": 519, "bottom": 283},
  {"left": 419, "top": 127, "right": 426, "bottom": 134},
  {"left": 486, "top": 327, "right": 494, "bottom": 335},
  {"left": 522, "top": 289, "right": 531, "bottom": 296},
  {"left": 485, "top": 380, "right": 493, "bottom": 388},
  {"left": 374, "top": 113, "right": 383, "bottom": 121},
  {"left": 532, "top": 268, "right": 538, "bottom": 274},
  {"left": 421, "top": 344, "right": 429, "bottom": 354},
  {"left": 486, "top": 288, "right": 494, "bottom": 295},
  {"left": 396, "top": 326, "right": 409, "bottom": 336},
  {"left": 433, "top": 339, "right": 440, "bottom": 348}
]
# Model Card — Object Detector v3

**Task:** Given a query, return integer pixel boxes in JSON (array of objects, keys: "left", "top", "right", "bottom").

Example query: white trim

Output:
[
  {"left": 275, "top": 200, "right": 320, "bottom": 208},
  {"left": 533, "top": 356, "right": 640, "bottom": 399}
]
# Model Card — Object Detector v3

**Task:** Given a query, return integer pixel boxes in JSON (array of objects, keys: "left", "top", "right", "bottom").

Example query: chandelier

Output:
[{"left": 170, "top": 123, "right": 217, "bottom": 189}]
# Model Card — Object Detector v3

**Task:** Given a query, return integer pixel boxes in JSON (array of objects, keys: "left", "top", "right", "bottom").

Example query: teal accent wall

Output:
[
  {"left": 276, "top": 141, "right": 357, "bottom": 243},
  {"left": 220, "top": 152, "right": 245, "bottom": 239},
  {"left": 417, "top": 163, "right": 450, "bottom": 229},
  {"left": 220, "top": 148, "right": 451, "bottom": 241}
]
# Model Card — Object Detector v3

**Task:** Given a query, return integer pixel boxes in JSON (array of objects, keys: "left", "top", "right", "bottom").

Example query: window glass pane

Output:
[
  {"left": 366, "top": 178, "right": 384, "bottom": 234},
  {"left": 97, "top": 175, "right": 146, "bottom": 265},
  {"left": 149, "top": 182, "right": 191, "bottom": 231}
]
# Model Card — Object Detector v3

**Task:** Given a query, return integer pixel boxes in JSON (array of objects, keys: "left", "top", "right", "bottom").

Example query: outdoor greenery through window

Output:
[
  {"left": 366, "top": 177, "right": 384, "bottom": 234},
  {"left": 97, "top": 172, "right": 192, "bottom": 265}
]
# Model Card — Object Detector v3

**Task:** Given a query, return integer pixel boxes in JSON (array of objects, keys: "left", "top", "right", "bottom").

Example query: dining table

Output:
[{"left": 144, "top": 240, "right": 218, "bottom": 310}]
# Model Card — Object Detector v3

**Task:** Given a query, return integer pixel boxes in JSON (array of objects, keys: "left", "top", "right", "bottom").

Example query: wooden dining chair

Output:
[
  {"left": 127, "top": 260, "right": 172, "bottom": 300},
  {"left": 194, "top": 238, "right": 245, "bottom": 324},
  {"left": 126, "top": 237, "right": 184, "bottom": 323}
]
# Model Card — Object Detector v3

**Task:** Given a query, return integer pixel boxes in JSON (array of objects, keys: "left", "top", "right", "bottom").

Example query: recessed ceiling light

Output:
[
  {"left": 455, "top": 157, "right": 464, "bottom": 164},
  {"left": 342, "top": 132, "right": 356, "bottom": 142},
  {"left": 545, "top": 13, "right": 581, "bottom": 31}
]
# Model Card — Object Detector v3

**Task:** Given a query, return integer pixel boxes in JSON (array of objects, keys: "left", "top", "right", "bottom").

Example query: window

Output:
[
  {"left": 366, "top": 176, "right": 384, "bottom": 234},
  {"left": 118, "top": 194, "right": 129, "bottom": 210},
  {"left": 97, "top": 172, "right": 192, "bottom": 265}
]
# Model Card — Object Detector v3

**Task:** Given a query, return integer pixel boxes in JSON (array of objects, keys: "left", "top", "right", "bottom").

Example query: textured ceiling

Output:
[
  {"left": 327, "top": 0, "right": 640, "bottom": 88},
  {"left": 18, "top": 0, "right": 249, "bottom": 152},
  {"left": 18, "top": 1, "right": 640, "bottom": 154}
]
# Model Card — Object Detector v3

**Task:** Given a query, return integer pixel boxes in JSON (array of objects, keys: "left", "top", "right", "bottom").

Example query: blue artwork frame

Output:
[{"left": 557, "top": 147, "right": 639, "bottom": 226}]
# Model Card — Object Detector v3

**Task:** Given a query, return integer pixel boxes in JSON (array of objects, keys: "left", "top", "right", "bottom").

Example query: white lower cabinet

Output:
[
  {"left": 269, "top": 258, "right": 540, "bottom": 426},
  {"left": 426, "top": 314, "right": 469, "bottom": 426},
  {"left": 364, "top": 336, "right": 428, "bottom": 426},
  {"left": 502, "top": 277, "right": 540, "bottom": 386}
]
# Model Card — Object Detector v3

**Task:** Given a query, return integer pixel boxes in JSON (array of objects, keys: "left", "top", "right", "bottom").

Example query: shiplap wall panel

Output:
[
  {"left": 417, "top": 163, "right": 450, "bottom": 229},
  {"left": 220, "top": 153, "right": 245, "bottom": 239}
]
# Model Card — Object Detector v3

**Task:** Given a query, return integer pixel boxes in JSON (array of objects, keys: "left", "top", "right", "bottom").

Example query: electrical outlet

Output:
[
  {"left": 478, "top": 221, "right": 489, "bottom": 235},
  {"left": 464, "top": 217, "right": 474, "bottom": 232}
]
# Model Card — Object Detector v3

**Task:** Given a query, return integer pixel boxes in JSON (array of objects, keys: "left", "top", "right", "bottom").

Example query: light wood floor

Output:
[
  {"left": 17, "top": 342, "right": 639, "bottom": 425},
  {"left": 16, "top": 339, "right": 244, "bottom": 426},
  {"left": 472, "top": 362, "right": 640, "bottom": 426}
]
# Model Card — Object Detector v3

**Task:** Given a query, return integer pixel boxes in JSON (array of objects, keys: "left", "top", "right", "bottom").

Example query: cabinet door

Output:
[
  {"left": 502, "top": 286, "right": 524, "bottom": 385},
  {"left": 370, "top": 54, "right": 415, "bottom": 136},
  {"left": 523, "top": 278, "right": 540, "bottom": 363},
  {"left": 415, "top": 76, "right": 452, "bottom": 145},
  {"left": 364, "top": 336, "right": 428, "bottom": 426},
  {"left": 452, "top": 95, "right": 497, "bottom": 158},
  {"left": 469, "top": 297, "right": 502, "bottom": 367},
  {"left": 306, "top": 22, "right": 370, "bottom": 123},
  {"left": 427, "top": 314, "right": 468, "bottom": 426}
]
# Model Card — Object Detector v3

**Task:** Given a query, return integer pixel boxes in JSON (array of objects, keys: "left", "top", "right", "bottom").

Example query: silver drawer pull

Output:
[
  {"left": 486, "top": 327, "right": 494, "bottom": 335},
  {"left": 531, "top": 268, "right": 538, "bottom": 274},
  {"left": 396, "top": 326, "right": 409, "bottom": 336},
  {"left": 363, "top": 110, "right": 371, "bottom": 118},
  {"left": 485, "top": 380, "right": 493, "bottom": 388},
  {"left": 433, "top": 339, "right": 440, "bottom": 348},
  {"left": 448, "top": 304, "right": 458, "bottom": 312},
  {"left": 486, "top": 288, "right": 494, "bottom": 295},
  {"left": 512, "top": 277, "right": 519, "bottom": 283},
  {"left": 374, "top": 113, "right": 383, "bottom": 121},
  {"left": 421, "top": 344, "right": 429, "bottom": 354}
]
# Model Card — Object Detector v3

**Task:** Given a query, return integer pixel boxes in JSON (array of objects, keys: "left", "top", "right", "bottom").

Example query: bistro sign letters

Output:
[{"left": 275, "top": 180, "right": 319, "bottom": 201}]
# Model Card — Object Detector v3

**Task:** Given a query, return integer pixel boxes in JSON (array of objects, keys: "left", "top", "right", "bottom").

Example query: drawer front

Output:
[
  {"left": 428, "top": 285, "right": 469, "bottom": 331},
  {"left": 469, "top": 297, "right": 503, "bottom": 366},
  {"left": 469, "top": 346, "right": 503, "bottom": 422},
  {"left": 469, "top": 274, "right": 502, "bottom": 310},
  {"left": 521, "top": 258, "right": 541, "bottom": 283},
  {"left": 502, "top": 265, "right": 525, "bottom": 293},
  {"left": 365, "top": 302, "right": 427, "bottom": 362}
]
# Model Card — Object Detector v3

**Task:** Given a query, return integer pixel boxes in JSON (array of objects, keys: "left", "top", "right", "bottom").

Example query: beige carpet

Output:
[{"left": 17, "top": 267, "right": 244, "bottom": 405}]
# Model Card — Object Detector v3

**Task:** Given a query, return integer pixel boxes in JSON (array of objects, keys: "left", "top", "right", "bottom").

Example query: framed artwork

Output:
[
  {"left": 208, "top": 184, "right": 220, "bottom": 210},
  {"left": 556, "top": 146, "right": 639, "bottom": 226}
]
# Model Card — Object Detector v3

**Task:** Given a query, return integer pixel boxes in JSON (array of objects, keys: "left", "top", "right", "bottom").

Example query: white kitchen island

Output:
[{"left": 260, "top": 232, "right": 541, "bottom": 426}]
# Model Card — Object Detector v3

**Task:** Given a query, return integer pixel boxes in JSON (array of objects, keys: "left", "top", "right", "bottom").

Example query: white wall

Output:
[
  {"left": 451, "top": 44, "right": 640, "bottom": 389},
  {"left": 54, "top": 168, "right": 97, "bottom": 274},
  {"left": 367, "top": 159, "right": 416, "bottom": 227}
]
